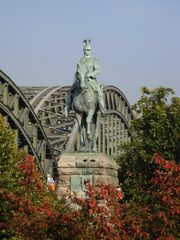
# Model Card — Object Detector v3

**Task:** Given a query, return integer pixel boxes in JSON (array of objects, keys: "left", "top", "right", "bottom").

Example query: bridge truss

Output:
[
  {"left": 0, "top": 70, "right": 58, "bottom": 178},
  {"left": 0, "top": 69, "right": 133, "bottom": 177}
]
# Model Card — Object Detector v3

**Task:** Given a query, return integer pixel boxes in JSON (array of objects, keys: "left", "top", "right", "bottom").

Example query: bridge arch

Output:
[
  {"left": 20, "top": 85, "right": 75, "bottom": 161},
  {"left": 0, "top": 70, "right": 58, "bottom": 178},
  {"left": 1, "top": 69, "right": 133, "bottom": 168},
  {"left": 101, "top": 85, "right": 133, "bottom": 156}
]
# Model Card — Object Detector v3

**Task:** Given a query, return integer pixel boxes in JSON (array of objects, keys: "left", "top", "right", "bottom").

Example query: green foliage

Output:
[
  {"left": 117, "top": 87, "right": 180, "bottom": 201},
  {"left": 0, "top": 116, "right": 16, "bottom": 163},
  {"left": 132, "top": 87, "right": 179, "bottom": 161},
  {"left": 0, "top": 116, "right": 16, "bottom": 183},
  {"left": 0, "top": 116, "right": 21, "bottom": 239}
]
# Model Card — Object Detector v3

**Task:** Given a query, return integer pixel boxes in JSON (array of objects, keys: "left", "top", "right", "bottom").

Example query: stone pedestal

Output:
[{"left": 57, "top": 152, "right": 119, "bottom": 198}]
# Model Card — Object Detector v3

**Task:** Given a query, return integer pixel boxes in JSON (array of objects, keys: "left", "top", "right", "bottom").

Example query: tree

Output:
[
  {"left": 0, "top": 116, "right": 22, "bottom": 239},
  {"left": 147, "top": 154, "right": 180, "bottom": 239},
  {"left": 0, "top": 116, "right": 69, "bottom": 239},
  {"left": 0, "top": 116, "right": 18, "bottom": 187},
  {"left": 117, "top": 87, "right": 180, "bottom": 201}
]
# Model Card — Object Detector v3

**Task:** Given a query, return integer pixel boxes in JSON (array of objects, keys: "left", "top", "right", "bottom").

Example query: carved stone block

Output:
[{"left": 57, "top": 152, "right": 119, "bottom": 198}]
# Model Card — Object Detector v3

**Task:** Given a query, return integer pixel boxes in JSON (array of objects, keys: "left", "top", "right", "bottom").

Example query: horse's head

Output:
[{"left": 77, "top": 67, "right": 87, "bottom": 90}]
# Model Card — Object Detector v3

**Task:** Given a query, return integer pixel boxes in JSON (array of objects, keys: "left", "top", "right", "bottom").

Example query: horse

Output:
[{"left": 71, "top": 68, "right": 101, "bottom": 152}]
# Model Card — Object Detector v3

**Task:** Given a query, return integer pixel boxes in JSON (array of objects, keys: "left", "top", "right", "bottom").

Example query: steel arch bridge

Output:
[{"left": 0, "top": 69, "right": 133, "bottom": 177}]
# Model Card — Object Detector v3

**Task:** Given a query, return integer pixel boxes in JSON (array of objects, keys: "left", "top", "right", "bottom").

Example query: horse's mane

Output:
[{"left": 72, "top": 71, "right": 95, "bottom": 93}]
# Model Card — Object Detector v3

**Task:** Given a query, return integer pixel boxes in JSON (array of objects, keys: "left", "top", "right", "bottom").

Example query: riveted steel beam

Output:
[
  {"left": 0, "top": 70, "right": 58, "bottom": 179},
  {"left": 21, "top": 86, "right": 76, "bottom": 161}
]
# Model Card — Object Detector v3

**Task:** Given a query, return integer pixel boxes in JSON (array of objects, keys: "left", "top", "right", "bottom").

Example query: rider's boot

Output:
[
  {"left": 98, "top": 97, "right": 106, "bottom": 117},
  {"left": 99, "top": 104, "right": 106, "bottom": 117}
]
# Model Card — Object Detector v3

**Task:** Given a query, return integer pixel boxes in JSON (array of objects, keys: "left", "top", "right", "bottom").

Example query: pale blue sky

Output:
[{"left": 0, "top": 0, "right": 180, "bottom": 104}]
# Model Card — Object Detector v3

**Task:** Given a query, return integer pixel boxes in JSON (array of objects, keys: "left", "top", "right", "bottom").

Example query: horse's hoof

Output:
[
  {"left": 92, "top": 148, "right": 97, "bottom": 152},
  {"left": 87, "top": 134, "right": 92, "bottom": 140},
  {"left": 79, "top": 147, "right": 85, "bottom": 152}
]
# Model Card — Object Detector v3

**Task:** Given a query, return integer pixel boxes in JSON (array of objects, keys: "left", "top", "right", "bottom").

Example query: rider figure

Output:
[{"left": 65, "top": 40, "right": 105, "bottom": 117}]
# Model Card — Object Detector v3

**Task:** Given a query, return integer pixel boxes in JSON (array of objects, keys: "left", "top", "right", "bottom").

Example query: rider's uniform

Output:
[
  {"left": 77, "top": 56, "right": 102, "bottom": 91},
  {"left": 66, "top": 56, "right": 105, "bottom": 115}
]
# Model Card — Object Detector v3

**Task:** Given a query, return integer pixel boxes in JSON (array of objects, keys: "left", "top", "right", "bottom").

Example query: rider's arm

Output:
[
  {"left": 76, "top": 58, "right": 83, "bottom": 73},
  {"left": 87, "top": 58, "right": 100, "bottom": 79}
]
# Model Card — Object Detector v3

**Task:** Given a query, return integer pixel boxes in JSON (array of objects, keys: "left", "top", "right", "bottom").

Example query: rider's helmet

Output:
[{"left": 83, "top": 39, "right": 91, "bottom": 51}]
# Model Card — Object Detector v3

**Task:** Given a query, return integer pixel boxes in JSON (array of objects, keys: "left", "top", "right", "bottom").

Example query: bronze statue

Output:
[{"left": 65, "top": 40, "right": 105, "bottom": 152}]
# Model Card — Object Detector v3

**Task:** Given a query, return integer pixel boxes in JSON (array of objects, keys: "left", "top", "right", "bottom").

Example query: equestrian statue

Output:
[{"left": 65, "top": 39, "right": 105, "bottom": 152}]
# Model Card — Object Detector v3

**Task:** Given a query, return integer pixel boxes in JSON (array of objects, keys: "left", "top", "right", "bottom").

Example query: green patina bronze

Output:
[
  {"left": 71, "top": 175, "right": 93, "bottom": 198},
  {"left": 65, "top": 40, "right": 105, "bottom": 152}
]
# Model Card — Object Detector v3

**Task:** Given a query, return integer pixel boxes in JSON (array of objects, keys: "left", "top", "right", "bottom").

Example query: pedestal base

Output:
[{"left": 57, "top": 152, "right": 119, "bottom": 198}]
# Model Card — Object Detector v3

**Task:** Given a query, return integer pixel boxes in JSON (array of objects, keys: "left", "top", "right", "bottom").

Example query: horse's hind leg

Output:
[
  {"left": 92, "top": 111, "right": 101, "bottom": 152},
  {"left": 76, "top": 113, "right": 85, "bottom": 151},
  {"left": 86, "top": 110, "right": 94, "bottom": 151},
  {"left": 86, "top": 110, "right": 94, "bottom": 137}
]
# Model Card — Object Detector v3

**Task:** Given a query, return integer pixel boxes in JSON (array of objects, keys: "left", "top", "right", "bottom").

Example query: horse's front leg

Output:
[
  {"left": 86, "top": 110, "right": 94, "bottom": 136},
  {"left": 86, "top": 110, "right": 94, "bottom": 151},
  {"left": 76, "top": 113, "right": 84, "bottom": 151},
  {"left": 92, "top": 111, "right": 101, "bottom": 152}
]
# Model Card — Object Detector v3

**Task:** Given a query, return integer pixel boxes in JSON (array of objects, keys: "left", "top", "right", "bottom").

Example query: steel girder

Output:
[
  {"left": 100, "top": 86, "right": 133, "bottom": 156},
  {"left": 20, "top": 85, "right": 76, "bottom": 161},
  {"left": 0, "top": 70, "right": 58, "bottom": 178}
]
